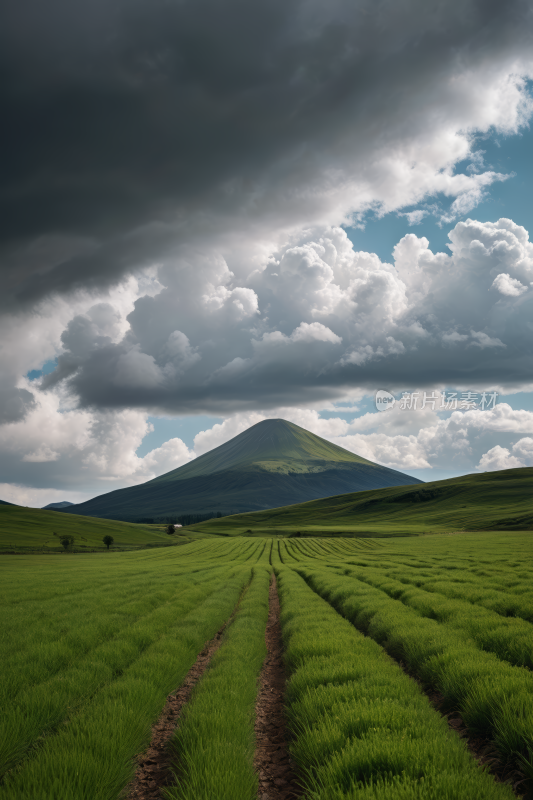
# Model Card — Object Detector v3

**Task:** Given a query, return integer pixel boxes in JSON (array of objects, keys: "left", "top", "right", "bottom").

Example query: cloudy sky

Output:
[{"left": 2, "top": 0, "right": 533, "bottom": 506}]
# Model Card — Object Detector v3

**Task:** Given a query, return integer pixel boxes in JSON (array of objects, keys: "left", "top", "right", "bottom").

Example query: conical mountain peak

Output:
[
  {"left": 60, "top": 418, "right": 421, "bottom": 521},
  {"left": 151, "top": 418, "right": 373, "bottom": 484}
]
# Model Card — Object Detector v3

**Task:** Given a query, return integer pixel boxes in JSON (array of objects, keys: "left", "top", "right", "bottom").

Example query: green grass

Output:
[
  {"left": 0, "top": 503, "right": 200, "bottom": 552},
  {"left": 191, "top": 466, "right": 533, "bottom": 536},
  {"left": 391, "top": 571, "right": 533, "bottom": 621},
  {"left": 335, "top": 565, "right": 533, "bottom": 668},
  {"left": 273, "top": 565, "right": 514, "bottom": 800},
  {"left": 0, "top": 545, "right": 261, "bottom": 798},
  {"left": 0, "top": 572, "right": 225, "bottom": 778},
  {"left": 1, "top": 533, "right": 532, "bottom": 799},
  {"left": 165, "top": 564, "right": 271, "bottom": 800},
  {"left": 293, "top": 561, "right": 533, "bottom": 777}
]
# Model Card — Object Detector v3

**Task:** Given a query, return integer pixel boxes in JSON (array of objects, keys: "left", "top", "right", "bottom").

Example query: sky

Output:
[{"left": 2, "top": 0, "right": 533, "bottom": 507}]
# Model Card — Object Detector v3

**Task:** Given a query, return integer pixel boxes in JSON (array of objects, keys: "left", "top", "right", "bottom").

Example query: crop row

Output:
[
  {"left": 296, "top": 565, "right": 533, "bottom": 776},
  {"left": 276, "top": 566, "right": 513, "bottom": 800},
  {"left": 0, "top": 568, "right": 252, "bottom": 799},
  {"left": 2, "top": 536, "right": 530, "bottom": 800},
  {"left": 0, "top": 563, "right": 242, "bottom": 772},
  {"left": 166, "top": 566, "right": 270, "bottom": 800},
  {"left": 1, "top": 566, "right": 229, "bottom": 704},
  {"left": 371, "top": 567, "right": 533, "bottom": 621},
  {"left": 280, "top": 537, "right": 533, "bottom": 623},
  {"left": 329, "top": 564, "right": 533, "bottom": 669}
]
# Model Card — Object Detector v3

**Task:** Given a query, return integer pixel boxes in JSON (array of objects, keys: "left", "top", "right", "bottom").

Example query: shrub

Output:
[{"left": 59, "top": 535, "right": 74, "bottom": 551}]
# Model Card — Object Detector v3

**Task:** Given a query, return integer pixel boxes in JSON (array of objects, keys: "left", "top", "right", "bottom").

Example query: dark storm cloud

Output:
[
  {"left": 0, "top": 383, "right": 35, "bottom": 424},
  {"left": 2, "top": 0, "right": 533, "bottom": 308}
]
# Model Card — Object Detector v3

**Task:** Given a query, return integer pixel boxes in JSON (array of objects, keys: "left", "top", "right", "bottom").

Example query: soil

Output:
[
  {"left": 122, "top": 621, "right": 229, "bottom": 800},
  {"left": 254, "top": 574, "right": 304, "bottom": 800},
  {"left": 400, "top": 664, "right": 530, "bottom": 799}
]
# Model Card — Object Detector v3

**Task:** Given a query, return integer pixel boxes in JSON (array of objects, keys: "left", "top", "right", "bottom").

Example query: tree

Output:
[
  {"left": 166, "top": 524, "right": 176, "bottom": 535},
  {"left": 59, "top": 535, "right": 74, "bottom": 551},
  {"left": 103, "top": 535, "right": 114, "bottom": 550}
]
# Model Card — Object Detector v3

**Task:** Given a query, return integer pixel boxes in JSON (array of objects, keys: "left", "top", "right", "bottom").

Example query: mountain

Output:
[
  {"left": 42, "top": 501, "right": 75, "bottom": 510},
  {"left": 190, "top": 466, "right": 533, "bottom": 537},
  {"left": 58, "top": 418, "right": 423, "bottom": 522},
  {"left": 0, "top": 499, "right": 16, "bottom": 506}
]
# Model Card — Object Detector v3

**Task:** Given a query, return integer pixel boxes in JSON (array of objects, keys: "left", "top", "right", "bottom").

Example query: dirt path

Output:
[
  {"left": 254, "top": 574, "right": 303, "bottom": 800},
  {"left": 123, "top": 622, "right": 229, "bottom": 800}
]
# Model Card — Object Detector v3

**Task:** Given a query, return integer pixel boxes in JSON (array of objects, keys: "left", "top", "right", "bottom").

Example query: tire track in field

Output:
[{"left": 254, "top": 574, "right": 303, "bottom": 800}]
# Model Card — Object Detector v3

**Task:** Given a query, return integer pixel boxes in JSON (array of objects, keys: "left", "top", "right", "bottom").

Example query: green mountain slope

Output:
[
  {"left": 189, "top": 467, "right": 533, "bottom": 536},
  {"left": 150, "top": 418, "right": 373, "bottom": 482},
  {"left": 59, "top": 419, "right": 422, "bottom": 521}
]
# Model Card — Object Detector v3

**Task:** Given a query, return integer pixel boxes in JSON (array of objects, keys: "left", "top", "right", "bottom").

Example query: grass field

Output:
[
  {"left": 190, "top": 466, "right": 533, "bottom": 536},
  {"left": 0, "top": 503, "right": 208, "bottom": 552},
  {"left": 0, "top": 532, "right": 531, "bottom": 799}
]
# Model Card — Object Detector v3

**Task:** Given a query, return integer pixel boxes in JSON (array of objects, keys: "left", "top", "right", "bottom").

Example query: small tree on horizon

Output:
[
  {"left": 59, "top": 535, "right": 74, "bottom": 551},
  {"left": 103, "top": 535, "right": 114, "bottom": 550},
  {"left": 166, "top": 524, "right": 176, "bottom": 535}
]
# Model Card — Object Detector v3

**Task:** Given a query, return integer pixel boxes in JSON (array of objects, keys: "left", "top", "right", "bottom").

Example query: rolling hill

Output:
[
  {"left": 189, "top": 466, "right": 533, "bottom": 537},
  {"left": 58, "top": 419, "right": 422, "bottom": 522},
  {"left": 0, "top": 504, "right": 199, "bottom": 552}
]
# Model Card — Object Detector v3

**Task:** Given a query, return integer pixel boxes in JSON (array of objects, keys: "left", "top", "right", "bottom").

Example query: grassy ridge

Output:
[
  {"left": 0, "top": 504, "right": 196, "bottom": 552},
  {"left": 166, "top": 564, "right": 271, "bottom": 800},
  {"left": 274, "top": 565, "right": 514, "bottom": 800},
  {"left": 191, "top": 467, "right": 533, "bottom": 536}
]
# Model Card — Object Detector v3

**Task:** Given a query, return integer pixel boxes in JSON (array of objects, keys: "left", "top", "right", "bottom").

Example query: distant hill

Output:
[
  {"left": 0, "top": 499, "right": 16, "bottom": 506},
  {"left": 0, "top": 504, "right": 202, "bottom": 552},
  {"left": 42, "top": 501, "right": 75, "bottom": 510},
  {"left": 189, "top": 467, "right": 533, "bottom": 537},
  {"left": 59, "top": 419, "right": 422, "bottom": 522}
]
